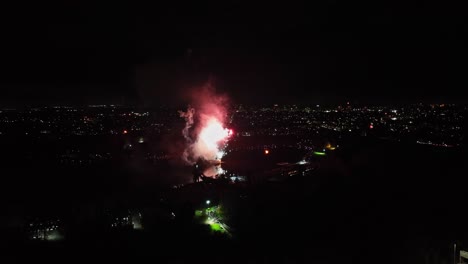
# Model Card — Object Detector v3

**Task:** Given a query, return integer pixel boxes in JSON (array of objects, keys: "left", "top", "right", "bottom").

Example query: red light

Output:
[
  {"left": 123, "top": 130, "right": 128, "bottom": 134},
  {"left": 369, "top": 124, "right": 373, "bottom": 129},
  {"left": 264, "top": 149, "right": 269, "bottom": 155}
]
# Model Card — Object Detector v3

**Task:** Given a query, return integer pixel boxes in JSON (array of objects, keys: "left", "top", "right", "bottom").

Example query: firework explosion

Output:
[{"left": 179, "top": 84, "right": 232, "bottom": 177}]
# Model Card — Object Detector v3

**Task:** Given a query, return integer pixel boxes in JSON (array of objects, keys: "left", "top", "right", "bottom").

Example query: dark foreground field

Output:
[{"left": 3, "top": 137, "right": 468, "bottom": 264}]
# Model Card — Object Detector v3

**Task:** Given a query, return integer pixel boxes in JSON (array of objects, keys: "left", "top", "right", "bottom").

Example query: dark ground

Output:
[{"left": 2, "top": 136, "right": 468, "bottom": 263}]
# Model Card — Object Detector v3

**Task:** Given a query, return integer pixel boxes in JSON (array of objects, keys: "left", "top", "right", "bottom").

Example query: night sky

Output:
[{"left": 1, "top": 1, "right": 467, "bottom": 106}]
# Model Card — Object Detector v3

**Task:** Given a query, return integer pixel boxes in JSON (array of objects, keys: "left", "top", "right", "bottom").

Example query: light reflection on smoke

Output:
[{"left": 179, "top": 83, "right": 233, "bottom": 178}]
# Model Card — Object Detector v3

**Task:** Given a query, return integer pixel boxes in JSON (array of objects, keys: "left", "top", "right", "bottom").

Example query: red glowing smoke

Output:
[{"left": 179, "top": 83, "right": 232, "bottom": 164}]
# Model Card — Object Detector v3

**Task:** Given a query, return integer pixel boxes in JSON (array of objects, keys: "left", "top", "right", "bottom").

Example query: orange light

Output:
[
  {"left": 264, "top": 149, "right": 269, "bottom": 155},
  {"left": 123, "top": 130, "right": 128, "bottom": 134}
]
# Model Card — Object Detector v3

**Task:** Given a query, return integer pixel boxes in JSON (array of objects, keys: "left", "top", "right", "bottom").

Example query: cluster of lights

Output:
[
  {"left": 111, "top": 216, "right": 132, "bottom": 228},
  {"left": 29, "top": 220, "right": 63, "bottom": 241}
]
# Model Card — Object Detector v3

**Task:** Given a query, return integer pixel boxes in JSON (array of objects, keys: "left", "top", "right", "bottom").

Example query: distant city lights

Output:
[{"left": 325, "top": 143, "right": 336, "bottom": 150}]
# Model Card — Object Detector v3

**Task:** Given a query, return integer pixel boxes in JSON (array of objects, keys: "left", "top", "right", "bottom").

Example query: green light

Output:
[
  {"left": 209, "top": 223, "right": 223, "bottom": 232},
  {"left": 195, "top": 210, "right": 203, "bottom": 217},
  {"left": 195, "top": 205, "right": 229, "bottom": 234},
  {"left": 313, "top": 151, "right": 326, "bottom": 156},
  {"left": 206, "top": 218, "right": 224, "bottom": 232}
]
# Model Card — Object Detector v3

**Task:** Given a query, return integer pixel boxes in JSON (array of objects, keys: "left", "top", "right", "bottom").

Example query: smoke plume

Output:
[{"left": 179, "top": 82, "right": 232, "bottom": 164}]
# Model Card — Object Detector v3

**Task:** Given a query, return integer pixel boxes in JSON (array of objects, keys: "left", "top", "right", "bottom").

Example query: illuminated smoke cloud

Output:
[
  {"left": 179, "top": 83, "right": 232, "bottom": 164},
  {"left": 179, "top": 107, "right": 195, "bottom": 163}
]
